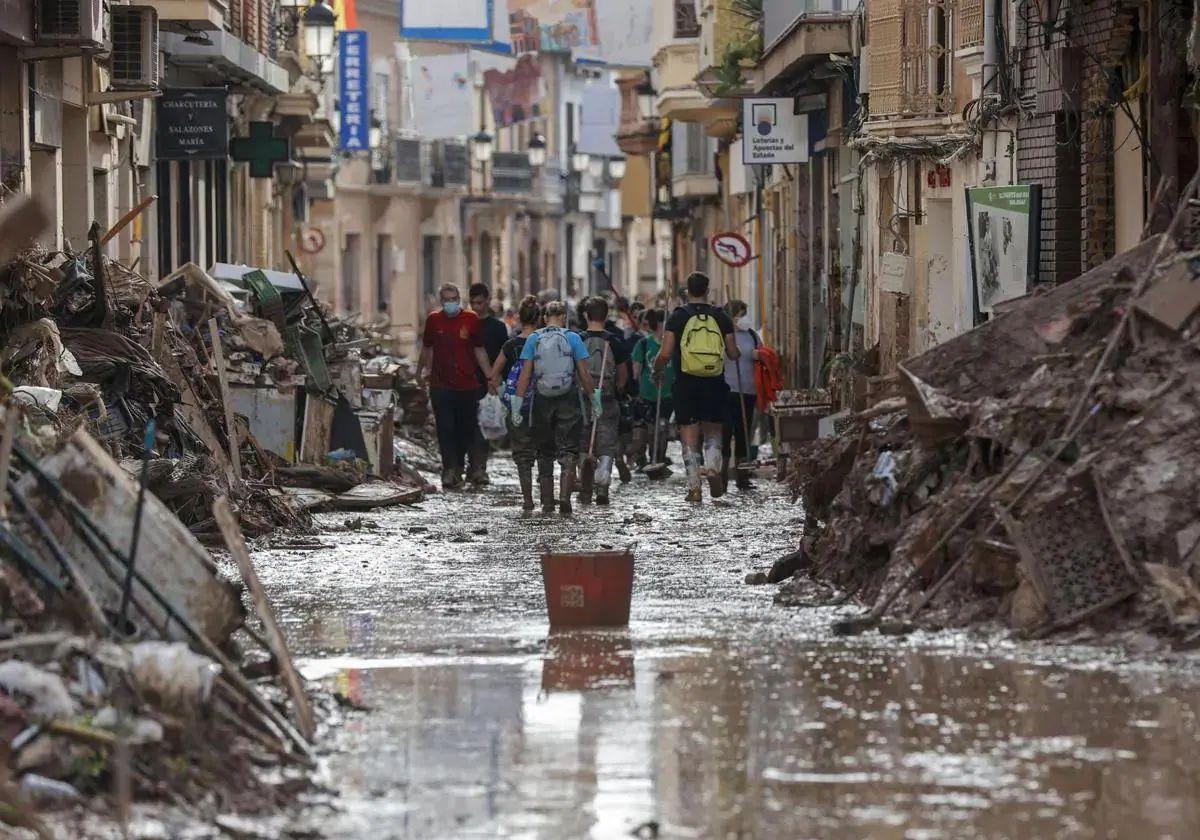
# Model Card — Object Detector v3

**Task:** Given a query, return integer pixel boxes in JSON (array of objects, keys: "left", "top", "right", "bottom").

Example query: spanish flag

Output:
[{"left": 332, "top": 0, "right": 358, "bottom": 29}]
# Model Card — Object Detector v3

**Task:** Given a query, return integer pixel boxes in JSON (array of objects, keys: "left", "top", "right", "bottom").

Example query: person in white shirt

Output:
[{"left": 722, "top": 300, "right": 760, "bottom": 491}]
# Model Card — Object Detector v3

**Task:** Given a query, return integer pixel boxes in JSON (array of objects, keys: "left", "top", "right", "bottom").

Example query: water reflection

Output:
[{"left": 541, "top": 630, "right": 635, "bottom": 693}]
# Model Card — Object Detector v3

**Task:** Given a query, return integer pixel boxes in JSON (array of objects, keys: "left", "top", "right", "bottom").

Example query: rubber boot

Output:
[
  {"left": 735, "top": 457, "right": 754, "bottom": 491},
  {"left": 538, "top": 458, "right": 556, "bottom": 513},
  {"left": 632, "top": 427, "right": 648, "bottom": 468},
  {"left": 595, "top": 456, "right": 613, "bottom": 505},
  {"left": 559, "top": 460, "right": 576, "bottom": 515},
  {"left": 683, "top": 447, "right": 702, "bottom": 503},
  {"left": 616, "top": 455, "right": 632, "bottom": 483},
  {"left": 518, "top": 464, "right": 535, "bottom": 511},
  {"left": 703, "top": 437, "right": 726, "bottom": 498},
  {"left": 578, "top": 459, "right": 595, "bottom": 505}
]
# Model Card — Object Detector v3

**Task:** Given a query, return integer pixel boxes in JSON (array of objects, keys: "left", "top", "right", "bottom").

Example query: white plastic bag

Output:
[{"left": 478, "top": 393, "right": 508, "bottom": 441}]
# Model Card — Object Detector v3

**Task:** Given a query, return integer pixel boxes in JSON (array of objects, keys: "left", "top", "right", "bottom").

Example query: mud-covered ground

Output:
[{"left": 241, "top": 452, "right": 1200, "bottom": 839}]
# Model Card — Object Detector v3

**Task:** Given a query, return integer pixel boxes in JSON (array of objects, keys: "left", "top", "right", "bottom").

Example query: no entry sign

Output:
[{"left": 711, "top": 232, "right": 753, "bottom": 267}]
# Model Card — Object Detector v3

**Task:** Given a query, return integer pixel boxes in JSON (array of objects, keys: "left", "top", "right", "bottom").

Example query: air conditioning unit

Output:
[
  {"left": 110, "top": 6, "right": 158, "bottom": 90},
  {"left": 36, "top": 0, "right": 107, "bottom": 49}
]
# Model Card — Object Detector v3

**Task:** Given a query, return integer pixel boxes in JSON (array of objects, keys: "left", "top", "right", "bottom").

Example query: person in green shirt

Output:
[{"left": 631, "top": 308, "right": 676, "bottom": 466}]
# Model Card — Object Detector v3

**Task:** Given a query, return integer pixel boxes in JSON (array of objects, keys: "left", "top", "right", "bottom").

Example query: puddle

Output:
[{"left": 246, "top": 456, "right": 1200, "bottom": 839}]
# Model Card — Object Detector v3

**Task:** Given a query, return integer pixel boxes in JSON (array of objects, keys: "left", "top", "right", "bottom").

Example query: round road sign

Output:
[
  {"left": 300, "top": 227, "right": 326, "bottom": 254},
  {"left": 710, "top": 231, "right": 753, "bottom": 267}
]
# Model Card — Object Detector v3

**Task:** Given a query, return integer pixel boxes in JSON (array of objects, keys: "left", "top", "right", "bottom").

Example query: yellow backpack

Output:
[{"left": 679, "top": 307, "right": 725, "bottom": 377}]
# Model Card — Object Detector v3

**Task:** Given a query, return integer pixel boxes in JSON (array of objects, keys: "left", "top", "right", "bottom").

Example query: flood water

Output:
[{"left": 250, "top": 456, "right": 1200, "bottom": 839}]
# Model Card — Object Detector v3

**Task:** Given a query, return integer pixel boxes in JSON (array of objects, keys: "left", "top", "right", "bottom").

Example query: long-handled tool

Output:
[
  {"left": 585, "top": 339, "right": 611, "bottom": 468},
  {"left": 641, "top": 386, "right": 670, "bottom": 480},
  {"left": 733, "top": 354, "right": 760, "bottom": 473}
]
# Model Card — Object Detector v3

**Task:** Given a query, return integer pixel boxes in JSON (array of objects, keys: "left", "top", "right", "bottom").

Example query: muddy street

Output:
[{"left": 244, "top": 458, "right": 1200, "bottom": 839}]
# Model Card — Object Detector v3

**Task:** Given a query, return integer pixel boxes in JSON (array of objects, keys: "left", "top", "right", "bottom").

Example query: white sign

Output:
[{"left": 742, "top": 98, "right": 808, "bottom": 165}]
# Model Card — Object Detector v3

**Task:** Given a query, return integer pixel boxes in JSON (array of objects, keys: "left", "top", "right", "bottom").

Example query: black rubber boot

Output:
[
  {"left": 578, "top": 459, "right": 595, "bottom": 505},
  {"left": 538, "top": 458, "right": 556, "bottom": 513},
  {"left": 559, "top": 460, "right": 576, "bottom": 515},
  {"left": 518, "top": 464, "right": 535, "bottom": 510}
]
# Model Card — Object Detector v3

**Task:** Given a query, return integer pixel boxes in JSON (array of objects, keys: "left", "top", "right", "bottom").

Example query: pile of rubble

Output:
[
  {"left": 781, "top": 231, "right": 1200, "bottom": 642},
  {"left": 0, "top": 206, "right": 435, "bottom": 830}
]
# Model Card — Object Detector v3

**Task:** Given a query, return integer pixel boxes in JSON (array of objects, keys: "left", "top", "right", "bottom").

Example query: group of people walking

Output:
[{"left": 416, "top": 271, "right": 769, "bottom": 512}]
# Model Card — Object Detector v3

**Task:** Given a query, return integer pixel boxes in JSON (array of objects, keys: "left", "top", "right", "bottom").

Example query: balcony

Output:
[
  {"left": 653, "top": 41, "right": 709, "bottom": 123},
  {"left": 160, "top": 28, "right": 287, "bottom": 93},
  {"left": 143, "top": 0, "right": 228, "bottom": 32},
  {"left": 866, "top": 0, "right": 959, "bottom": 122},
  {"left": 615, "top": 73, "right": 658, "bottom": 156},
  {"left": 759, "top": 0, "right": 852, "bottom": 89},
  {"left": 670, "top": 120, "right": 718, "bottom": 199}
]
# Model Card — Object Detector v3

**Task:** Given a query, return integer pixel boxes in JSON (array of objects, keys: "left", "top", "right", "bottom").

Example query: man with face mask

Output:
[{"left": 416, "top": 283, "right": 494, "bottom": 490}]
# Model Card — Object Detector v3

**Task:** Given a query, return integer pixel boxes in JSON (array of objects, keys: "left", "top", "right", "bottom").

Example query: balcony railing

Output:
[
  {"left": 956, "top": 0, "right": 983, "bottom": 49},
  {"left": 867, "top": 0, "right": 956, "bottom": 120}
]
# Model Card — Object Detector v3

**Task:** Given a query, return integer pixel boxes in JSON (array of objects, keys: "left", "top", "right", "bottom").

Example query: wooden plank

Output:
[
  {"left": 0, "top": 403, "right": 18, "bottom": 520},
  {"left": 212, "top": 496, "right": 315, "bottom": 741},
  {"left": 208, "top": 317, "right": 242, "bottom": 480}
]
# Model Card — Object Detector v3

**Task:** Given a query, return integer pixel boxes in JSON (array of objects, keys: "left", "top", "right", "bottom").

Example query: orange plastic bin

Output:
[{"left": 540, "top": 550, "right": 634, "bottom": 627}]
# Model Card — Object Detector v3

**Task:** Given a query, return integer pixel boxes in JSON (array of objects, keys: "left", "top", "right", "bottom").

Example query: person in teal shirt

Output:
[{"left": 631, "top": 308, "right": 675, "bottom": 466}]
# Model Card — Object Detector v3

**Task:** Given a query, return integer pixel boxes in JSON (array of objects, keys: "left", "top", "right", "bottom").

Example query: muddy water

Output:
[{"left": 251, "top": 459, "right": 1200, "bottom": 839}]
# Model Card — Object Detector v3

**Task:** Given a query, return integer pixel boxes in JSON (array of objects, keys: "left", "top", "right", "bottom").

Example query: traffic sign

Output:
[{"left": 711, "top": 231, "right": 753, "bottom": 267}]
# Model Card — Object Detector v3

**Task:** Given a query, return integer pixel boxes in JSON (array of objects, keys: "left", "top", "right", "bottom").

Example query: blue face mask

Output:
[{"left": 443, "top": 301, "right": 461, "bottom": 316}]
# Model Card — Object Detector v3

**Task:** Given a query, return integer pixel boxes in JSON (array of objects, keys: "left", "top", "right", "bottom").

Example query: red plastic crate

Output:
[{"left": 540, "top": 550, "right": 634, "bottom": 627}]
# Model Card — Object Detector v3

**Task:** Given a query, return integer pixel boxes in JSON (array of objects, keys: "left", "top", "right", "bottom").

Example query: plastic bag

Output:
[{"left": 478, "top": 393, "right": 508, "bottom": 441}]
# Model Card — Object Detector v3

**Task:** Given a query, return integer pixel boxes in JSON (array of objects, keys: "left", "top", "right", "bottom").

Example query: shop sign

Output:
[
  {"left": 741, "top": 98, "right": 808, "bottom": 165},
  {"left": 156, "top": 88, "right": 228, "bottom": 160}
]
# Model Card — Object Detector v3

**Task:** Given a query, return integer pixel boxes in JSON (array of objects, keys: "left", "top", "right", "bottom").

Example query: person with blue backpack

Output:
[
  {"left": 490, "top": 295, "right": 541, "bottom": 510},
  {"left": 511, "top": 300, "right": 598, "bottom": 515}
]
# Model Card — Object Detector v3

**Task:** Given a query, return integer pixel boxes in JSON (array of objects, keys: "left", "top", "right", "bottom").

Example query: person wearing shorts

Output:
[{"left": 653, "top": 272, "right": 739, "bottom": 502}]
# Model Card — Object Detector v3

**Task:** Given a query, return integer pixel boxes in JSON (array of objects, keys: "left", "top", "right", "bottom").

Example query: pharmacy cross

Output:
[{"left": 230, "top": 121, "right": 289, "bottom": 178}]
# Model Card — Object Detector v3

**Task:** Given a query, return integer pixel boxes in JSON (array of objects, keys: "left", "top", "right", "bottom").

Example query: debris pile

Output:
[
  {"left": 0, "top": 220, "right": 433, "bottom": 830},
  {"left": 781, "top": 232, "right": 1200, "bottom": 641}
]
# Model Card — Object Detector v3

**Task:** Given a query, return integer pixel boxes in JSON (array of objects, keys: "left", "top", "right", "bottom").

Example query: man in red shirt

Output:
[{"left": 416, "top": 283, "right": 494, "bottom": 489}]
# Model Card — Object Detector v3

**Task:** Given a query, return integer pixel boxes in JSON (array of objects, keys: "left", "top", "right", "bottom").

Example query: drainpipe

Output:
[{"left": 982, "top": 0, "right": 997, "bottom": 96}]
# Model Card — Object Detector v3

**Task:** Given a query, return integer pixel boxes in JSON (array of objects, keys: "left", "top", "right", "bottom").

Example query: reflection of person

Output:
[{"left": 416, "top": 283, "right": 494, "bottom": 490}]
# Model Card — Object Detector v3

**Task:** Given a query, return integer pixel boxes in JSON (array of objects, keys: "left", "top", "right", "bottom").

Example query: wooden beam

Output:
[
  {"left": 212, "top": 496, "right": 315, "bottom": 741},
  {"left": 207, "top": 317, "right": 242, "bottom": 480}
]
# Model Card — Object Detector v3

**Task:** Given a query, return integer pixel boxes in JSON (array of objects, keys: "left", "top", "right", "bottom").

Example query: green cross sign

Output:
[{"left": 230, "top": 121, "right": 289, "bottom": 178}]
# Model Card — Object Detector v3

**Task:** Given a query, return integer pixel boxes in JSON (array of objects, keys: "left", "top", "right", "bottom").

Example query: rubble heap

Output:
[
  {"left": 782, "top": 233, "right": 1200, "bottom": 641},
  {"left": 0, "top": 230, "right": 434, "bottom": 830}
]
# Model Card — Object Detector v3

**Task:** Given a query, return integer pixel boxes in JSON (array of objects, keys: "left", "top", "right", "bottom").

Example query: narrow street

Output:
[{"left": 249, "top": 455, "right": 1200, "bottom": 839}]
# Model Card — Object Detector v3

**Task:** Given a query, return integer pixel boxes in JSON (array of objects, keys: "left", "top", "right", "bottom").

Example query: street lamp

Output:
[
  {"left": 608, "top": 157, "right": 627, "bottom": 180},
  {"left": 303, "top": 0, "right": 337, "bottom": 68},
  {"left": 472, "top": 130, "right": 494, "bottom": 163},
  {"left": 571, "top": 148, "right": 590, "bottom": 173},
  {"left": 528, "top": 133, "right": 547, "bottom": 168}
]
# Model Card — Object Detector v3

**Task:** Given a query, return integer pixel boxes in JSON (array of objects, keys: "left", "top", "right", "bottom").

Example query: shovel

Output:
[
  {"left": 641, "top": 386, "right": 671, "bottom": 480},
  {"left": 584, "top": 338, "right": 611, "bottom": 468}
]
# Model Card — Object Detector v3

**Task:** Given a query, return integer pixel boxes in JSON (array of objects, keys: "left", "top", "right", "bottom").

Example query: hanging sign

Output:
[
  {"left": 156, "top": 88, "right": 228, "bottom": 160},
  {"left": 338, "top": 30, "right": 370, "bottom": 152},
  {"left": 741, "top": 98, "right": 808, "bottom": 165},
  {"left": 711, "top": 231, "right": 752, "bottom": 267}
]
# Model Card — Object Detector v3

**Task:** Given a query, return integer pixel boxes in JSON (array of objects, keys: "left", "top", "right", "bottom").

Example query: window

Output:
[
  {"left": 376, "top": 234, "right": 392, "bottom": 312},
  {"left": 671, "top": 121, "right": 713, "bottom": 177},
  {"left": 869, "top": 0, "right": 955, "bottom": 119},
  {"left": 674, "top": 0, "right": 700, "bottom": 39},
  {"left": 422, "top": 235, "right": 440, "bottom": 304},
  {"left": 342, "top": 233, "right": 361, "bottom": 312}
]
